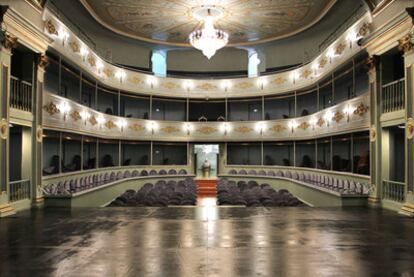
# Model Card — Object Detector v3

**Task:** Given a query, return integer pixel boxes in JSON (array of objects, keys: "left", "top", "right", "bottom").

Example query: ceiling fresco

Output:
[{"left": 80, "top": 0, "right": 337, "bottom": 46}]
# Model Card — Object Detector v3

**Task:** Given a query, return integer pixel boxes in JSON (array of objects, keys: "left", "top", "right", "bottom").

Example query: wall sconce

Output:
[
  {"left": 116, "top": 119, "right": 127, "bottom": 132},
  {"left": 221, "top": 81, "right": 232, "bottom": 92},
  {"left": 257, "top": 78, "right": 268, "bottom": 90},
  {"left": 57, "top": 102, "right": 71, "bottom": 120},
  {"left": 96, "top": 60, "right": 104, "bottom": 74},
  {"left": 147, "top": 121, "right": 159, "bottom": 134},
  {"left": 312, "top": 63, "right": 319, "bottom": 77},
  {"left": 343, "top": 105, "right": 355, "bottom": 122},
  {"left": 80, "top": 46, "right": 89, "bottom": 62},
  {"left": 96, "top": 115, "right": 105, "bottom": 128},
  {"left": 115, "top": 70, "right": 126, "bottom": 83},
  {"left": 58, "top": 29, "right": 69, "bottom": 46},
  {"left": 288, "top": 120, "right": 299, "bottom": 133},
  {"left": 184, "top": 81, "right": 194, "bottom": 92},
  {"left": 326, "top": 48, "right": 336, "bottom": 63},
  {"left": 324, "top": 111, "right": 334, "bottom": 127},
  {"left": 291, "top": 71, "right": 299, "bottom": 84},
  {"left": 346, "top": 31, "right": 361, "bottom": 49},
  {"left": 255, "top": 121, "right": 266, "bottom": 135},
  {"left": 183, "top": 123, "right": 193, "bottom": 135},
  {"left": 220, "top": 122, "right": 231, "bottom": 135},
  {"left": 147, "top": 77, "right": 157, "bottom": 89},
  {"left": 80, "top": 110, "right": 90, "bottom": 125},
  {"left": 309, "top": 117, "right": 318, "bottom": 130}
]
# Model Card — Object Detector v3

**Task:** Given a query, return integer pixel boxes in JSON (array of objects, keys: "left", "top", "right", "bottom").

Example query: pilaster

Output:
[
  {"left": 0, "top": 30, "right": 17, "bottom": 217},
  {"left": 32, "top": 54, "right": 47, "bottom": 207},
  {"left": 367, "top": 55, "right": 382, "bottom": 206},
  {"left": 399, "top": 31, "right": 414, "bottom": 216}
]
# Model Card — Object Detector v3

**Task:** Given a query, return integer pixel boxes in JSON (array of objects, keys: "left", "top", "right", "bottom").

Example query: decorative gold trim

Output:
[
  {"left": 129, "top": 76, "right": 144, "bottom": 85},
  {"left": 353, "top": 103, "right": 369, "bottom": 116},
  {"left": 36, "top": 125, "right": 43, "bottom": 142},
  {"left": 89, "top": 115, "right": 97, "bottom": 126},
  {"left": 196, "top": 83, "right": 217, "bottom": 91},
  {"left": 370, "top": 125, "right": 377, "bottom": 142},
  {"left": 398, "top": 34, "right": 413, "bottom": 54},
  {"left": 335, "top": 43, "right": 346, "bottom": 56},
  {"left": 358, "top": 23, "right": 370, "bottom": 37},
  {"left": 196, "top": 126, "right": 218, "bottom": 134},
  {"left": 234, "top": 126, "right": 253, "bottom": 133},
  {"left": 319, "top": 58, "right": 327, "bottom": 69},
  {"left": 407, "top": 118, "right": 414, "bottom": 140},
  {"left": 300, "top": 69, "right": 312, "bottom": 79},
  {"left": 129, "top": 123, "right": 145, "bottom": 132},
  {"left": 105, "top": 120, "right": 115, "bottom": 129},
  {"left": 38, "top": 54, "right": 49, "bottom": 69},
  {"left": 161, "top": 126, "right": 180, "bottom": 133},
  {"left": 44, "top": 20, "right": 58, "bottom": 36},
  {"left": 332, "top": 111, "right": 344, "bottom": 123},
  {"left": 162, "top": 82, "right": 180, "bottom": 90},
  {"left": 43, "top": 102, "right": 59, "bottom": 115},
  {"left": 317, "top": 118, "right": 325, "bottom": 127},
  {"left": 103, "top": 68, "right": 113, "bottom": 78},
  {"left": 235, "top": 82, "right": 253, "bottom": 89},
  {"left": 269, "top": 124, "right": 286, "bottom": 133},
  {"left": 87, "top": 55, "right": 96, "bottom": 67},
  {"left": 270, "top": 77, "right": 286, "bottom": 85},
  {"left": 1, "top": 33, "right": 17, "bottom": 50},
  {"left": 69, "top": 40, "right": 80, "bottom": 53},
  {"left": 0, "top": 118, "right": 8, "bottom": 140},
  {"left": 298, "top": 122, "right": 310, "bottom": 130},
  {"left": 70, "top": 110, "right": 81, "bottom": 121}
]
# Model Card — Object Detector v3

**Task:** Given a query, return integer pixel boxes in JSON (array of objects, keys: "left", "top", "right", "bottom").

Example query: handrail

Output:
[
  {"left": 382, "top": 179, "right": 405, "bottom": 203},
  {"left": 9, "top": 179, "right": 31, "bottom": 202},
  {"left": 382, "top": 78, "right": 405, "bottom": 88},
  {"left": 10, "top": 75, "right": 33, "bottom": 112},
  {"left": 381, "top": 78, "right": 405, "bottom": 114}
]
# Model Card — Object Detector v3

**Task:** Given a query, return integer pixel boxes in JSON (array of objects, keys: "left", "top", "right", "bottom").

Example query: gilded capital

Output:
[
  {"left": 38, "top": 54, "right": 49, "bottom": 69},
  {"left": 398, "top": 34, "right": 413, "bottom": 54},
  {"left": 1, "top": 32, "right": 17, "bottom": 51}
]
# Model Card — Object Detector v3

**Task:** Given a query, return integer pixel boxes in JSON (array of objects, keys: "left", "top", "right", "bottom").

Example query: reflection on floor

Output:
[{"left": 1, "top": 207, "right": 414, "bottom": 276}]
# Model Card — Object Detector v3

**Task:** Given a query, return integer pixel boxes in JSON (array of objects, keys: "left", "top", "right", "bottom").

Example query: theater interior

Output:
[{"left": 0, "top": 0, "right": 414, "bottom": 276}]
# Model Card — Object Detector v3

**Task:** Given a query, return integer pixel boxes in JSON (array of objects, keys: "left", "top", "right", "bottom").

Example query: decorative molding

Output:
[
  {"left": 358, "top": 22, "right": 370, "bottom": 37},
  {"left": 87, "top": 55, "right": 96, "bottom": 67},
  {"left": 36, "top": 125, "right": 43, "bottom": 142},
  {"left": 69, "top": 40, "right": 80, "bottom": 53},
  {"left": 43, "top": 101, "right": 59, "bottom": 115},
  {"left": 89, "top": 115, "right": 97, "bottom": 126},
  {"left": 38, "top": 54, "right": 49, "bottom": 69},
  {"left": 298, "top": 122, "right": 310, "bottom": 130},
  {"left": 0, "top": 118, "right": 8, "bottom": 140},
  {"left": 354, "top": 102, "right": 369, "bottom": 116},
  {"left": 162, "top": 82, "right": 180, "bottom": 90},
  {"left": 196, "top": 126, "right": 218, "bottom": 134},
  {"left": 235, "top": 82, "right": 253, "bottom": 89},
  {"left": 370, "top": 125, "right": 377, "bottom": 142},
  {"left": 319, "top": 57, "right": 328, "bottom": 69},
  {"left": 129, "top": 76, "right": 144, "bottom": 85},
  {"left": 103, "top": 68, "right": 113, "bottom": 78},
  {"left": 366, "top": 56, "right": 378, "bottom": 72},
  {"left": 317, "top": 118, "right": 326, "bottom": 127},
  {"left": 234, "top": 126, "right": 253, "bottom": 133},
  {"left": 105, "top": 120, "right": 115, "bottom": 129},
  {"left": 398, "top": 34, "right": 413, "bottom": 54},
  {"left": 270, "top": 77, "right": 286, "bottom": 85},
  {"left": 300, "top": 69, "right": 312, "bottom": 79},
  {"left": 269, "top": 124, "right": 286, "bottom": 133},
  {"left": 44, "top": 20, "right": 58, "bottom": 36},
  {"left": 196, "top": 83, "right": 217, "bottom": 91},
  {"left": 1, "top": 33, "right": 17, "bottom": 50},
  {"left": 129, "top": 123, "right": 145, "bottom": 132},
  {"left": 70, "top": 110, "right": 81, "bottom": 121},
  {"left": 161, "top": 126, "right": 180, "bottom": 133},
  {"left": 335, "top": 43, "right": 346, "bottom": 56},
  {"left": 407, "top": 118, "right": 414, "bottom": 140},
  {"left": 332, "top": 111, "right": 344, "bottom": 123}
]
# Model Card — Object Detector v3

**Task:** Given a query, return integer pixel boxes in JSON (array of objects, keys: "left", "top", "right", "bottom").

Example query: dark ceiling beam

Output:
[{"left": 361, "top": 0, "right": 376, "bottom": 12}]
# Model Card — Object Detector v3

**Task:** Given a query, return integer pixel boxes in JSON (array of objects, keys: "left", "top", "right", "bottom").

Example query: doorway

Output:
[{"left": 194, "top": 144, "right": 219, "bottom": 179}]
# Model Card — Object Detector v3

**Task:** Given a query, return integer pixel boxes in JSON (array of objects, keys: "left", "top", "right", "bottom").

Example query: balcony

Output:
[
  {"left": 382, "top": 180, "right": 405, "bottom": 203},
  {"left": 10, "top": 76, "right": 32, "bottom": 112},
  {"left": 9, "top": 179, "right": 31, "bottom": 202},
  {"left": 381, "top": 78, "right": 405, "bottom": 114}
]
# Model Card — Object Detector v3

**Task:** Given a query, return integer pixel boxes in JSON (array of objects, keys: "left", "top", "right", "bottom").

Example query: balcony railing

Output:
[
  {"left": 9, "top": 179, "right": 31, "bottom": 202},
  {"left": 10, "top": 76, "right": 32, "bottom": 112},
  {"left": 382, "top": 180, "right": 405, "bottom": 203},
  {"left": 382, "top": 78, "right": 405, "bottom": 113}
]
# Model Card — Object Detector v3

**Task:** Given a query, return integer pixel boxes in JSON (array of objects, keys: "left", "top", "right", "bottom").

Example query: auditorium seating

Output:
[
  {"left": 217, "top": 178, "right": 302, "bottom": 207},
  {"left": 226, "top": 169, "right": 369, "bottom": 195},
  {"left": 108, "top": 177, "right": 197, "bottom": 207},
  {"left": 42, "top": 168, "right": 190, "bottom": 196}
]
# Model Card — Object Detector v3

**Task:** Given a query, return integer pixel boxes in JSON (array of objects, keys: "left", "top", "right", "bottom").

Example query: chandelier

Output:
[{"left": 189, "top": 5, "right": 229, "bottom": 59}]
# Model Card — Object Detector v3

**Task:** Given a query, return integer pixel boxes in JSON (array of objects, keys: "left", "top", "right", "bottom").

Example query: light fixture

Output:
[
  {"left": 96, "top": 115, "right": 105, "bottom": 126},
  {"left": 147, "top": 76, "right": 157, "bottom": 89},
  {"left": 183, "top": 123, "right": 193, "bottom": 134},
  {"left": 147, "top": 121, "right": 159, "bottom": 134},
  {"left": 221, "top": 80, "right": 231, "bottom": 92},
  {"left": 57, "top": 102, "right": 71, "bottom": 120},
  {"left": 96, "top": 60, "right": 104, "bottom": 73},
  {"left": 189, "top": 5, "right": 229, "bottom": 59},
  {"left": 115, "top": 70, "right": 126, "bottom": 83},
  {"left": 309, "top": 118, "right": 318, "bottom": 130},
  {"left": 116, "top": 119, "right": 127, "bottom": 131},
  {"left": 184, "top": 80, "right": 194, "bottom": 92},
  {"left": 288, "top": 120, "right": 299, "bottom": 133},
  {"left": 58, "top": 28, "right": 69, "bottom": 46},
  {"left": 80, "top": 46, "right": 89, "bottom": 60},
  {"left": 220, "top": 122, "right": 230, "bottom": 135},
  {"left": 343, "top": 106, "right": 355, "bottom": 122},
  {"left": 324, "top": 111, "right": 334, "bottom": 126},
  {"left": 257, "top": 78, "right": 268, "bottom": 90},
  {"left": 291, "top": 71, "right": 299, "bottom": 84},
  {"left": 255, "top": 122, "right": 266, "bottom": 134},
  {"left": 80, "top": 110, "right": 90, "bottom": 125}
]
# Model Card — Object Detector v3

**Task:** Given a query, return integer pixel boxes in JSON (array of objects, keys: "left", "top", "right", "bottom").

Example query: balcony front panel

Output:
[{"left": 43, "top": 92, "right": 370, "bottom": 142}]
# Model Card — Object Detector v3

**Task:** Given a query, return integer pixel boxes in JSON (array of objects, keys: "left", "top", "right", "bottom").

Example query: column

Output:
[
  {"left": 0, "top": 32, "right": 17, "bottom": 217},
  {"left": 31, "top": 54, "right": 48, "bottom": 207},
  {"left": 399, "top": 33, "right": 414, "bottom": 216},
  {"left": 367, "top": 55, "right": 382, "bottom": 206}
]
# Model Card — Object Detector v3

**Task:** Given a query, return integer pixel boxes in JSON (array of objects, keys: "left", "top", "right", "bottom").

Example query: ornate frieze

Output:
[
  {"left": 70, "top": 110, "right": 81, "bottom": 121},
  {"left": 358, "top": 23, "right": 370, "bottom": 37},
  {"left": 301, "top": 69, "right": 312, "bottom": 79},
  {"left": 0, "top": 118, "right": 8, "bottom": 140},
  {"left": 87, "top": 55, "right": 96, "bottom": 67},
  {"left": 196, "top": 83, "right": 217, "bottom": 91},
  {"left": 354, "top": 103, "right": 369, "bottom": 116},
  {"left": 1, "top": 33, "right": 17, "bottom": 50},
  {"left": 129, "top": 124, "right": 145, "bottom": 132},
  {"left": 271, "top": 77, "right": 286, "bottom": 85},
  {"left": 43, "top": 102, "right": 59, "bottom": 115},
  {"left": 332, "top": 111, "right": 344, "bottom": 123},
  {"left": 235, "top": 126, "right": 253, "bottom": 133},
  {"left": 89, "top": 115, "right": 97, "bottom": 126},
  {"left": 44, "top": 20, "right": 58, "bottom": 36},
  {"left": 335, "top": 43, "right": 346, "bottom": 56},
  {"left": 407, "top": 118, "right": 414, "bottom": 140},
  {"left": 38, "top": 54, "right": 49, "bottom": 69},
  {"left": 103, "top": 68, "right": 113, "bottom": 78},
  {"left": 196, "top": 126, "right": 218, "bottom": 134},
  {"left": 69, "top": 40, "right": 80, "bottom": 53},
  {"left": 161, "top": 126, "right": 180, "bottom": 133},
  {"left": 370, "top": 125, "right": 377, "bottom": 142},
  {"left": 269, "top": 124, "right": 286, "bottom": 132},
  {"left": 105, "top": 120, "right": 115, "bottom": 129},
  {"left": 298, "top": 122, "right": 310, "bottom": 130},
  {"left": 398, "top": 34, "right": 413, "bottom": 54},
  {"left": 36, "top": 125, "right": 43, "bottom": 142},
  {"left": 317, "top": 118, "right": 326, "bottom": 127},
  {"left": 235, "top": 82, "right": 253, "bottom": 89},
  {"left": 319, "top": 57, "right": 328, "bottom": 69}
]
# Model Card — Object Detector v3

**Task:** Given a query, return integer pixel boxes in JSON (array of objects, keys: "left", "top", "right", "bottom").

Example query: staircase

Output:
[{"left": 196, "top": 179, "right": 217, "bottom": 197}]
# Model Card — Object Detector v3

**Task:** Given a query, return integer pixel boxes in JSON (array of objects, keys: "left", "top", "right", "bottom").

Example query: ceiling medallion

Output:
[{"left": 189, "top": 5, "right": 229, "bottom": 59}]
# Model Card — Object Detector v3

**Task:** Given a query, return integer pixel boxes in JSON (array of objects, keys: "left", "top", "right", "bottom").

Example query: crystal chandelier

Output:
[{"left": 189, "top": 6, "right": 229, "bottom": 59}]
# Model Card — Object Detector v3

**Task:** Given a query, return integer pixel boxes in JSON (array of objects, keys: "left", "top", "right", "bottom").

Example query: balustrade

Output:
[{"left": 10, "top": 76, "right": 32, "bottom": 112}]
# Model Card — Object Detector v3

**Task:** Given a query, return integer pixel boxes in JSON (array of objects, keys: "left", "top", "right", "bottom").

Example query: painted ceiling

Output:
[{"left": 80, "top": 0, "right": 337, "bottom": 46}]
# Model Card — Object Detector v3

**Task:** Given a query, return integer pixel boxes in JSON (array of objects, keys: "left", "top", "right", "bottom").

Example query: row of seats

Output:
[
  {"left": 108, "top": 178, "right": 197, "bottom": 207},
  {"left": 43, "top": 168, "right": 189, "bottom": 196},
  {"left": 217, "top": 179, "right": 302, "bottom": 207},
  {"left": 227, "top": 169, "right": 369, "bottom": 195}
]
